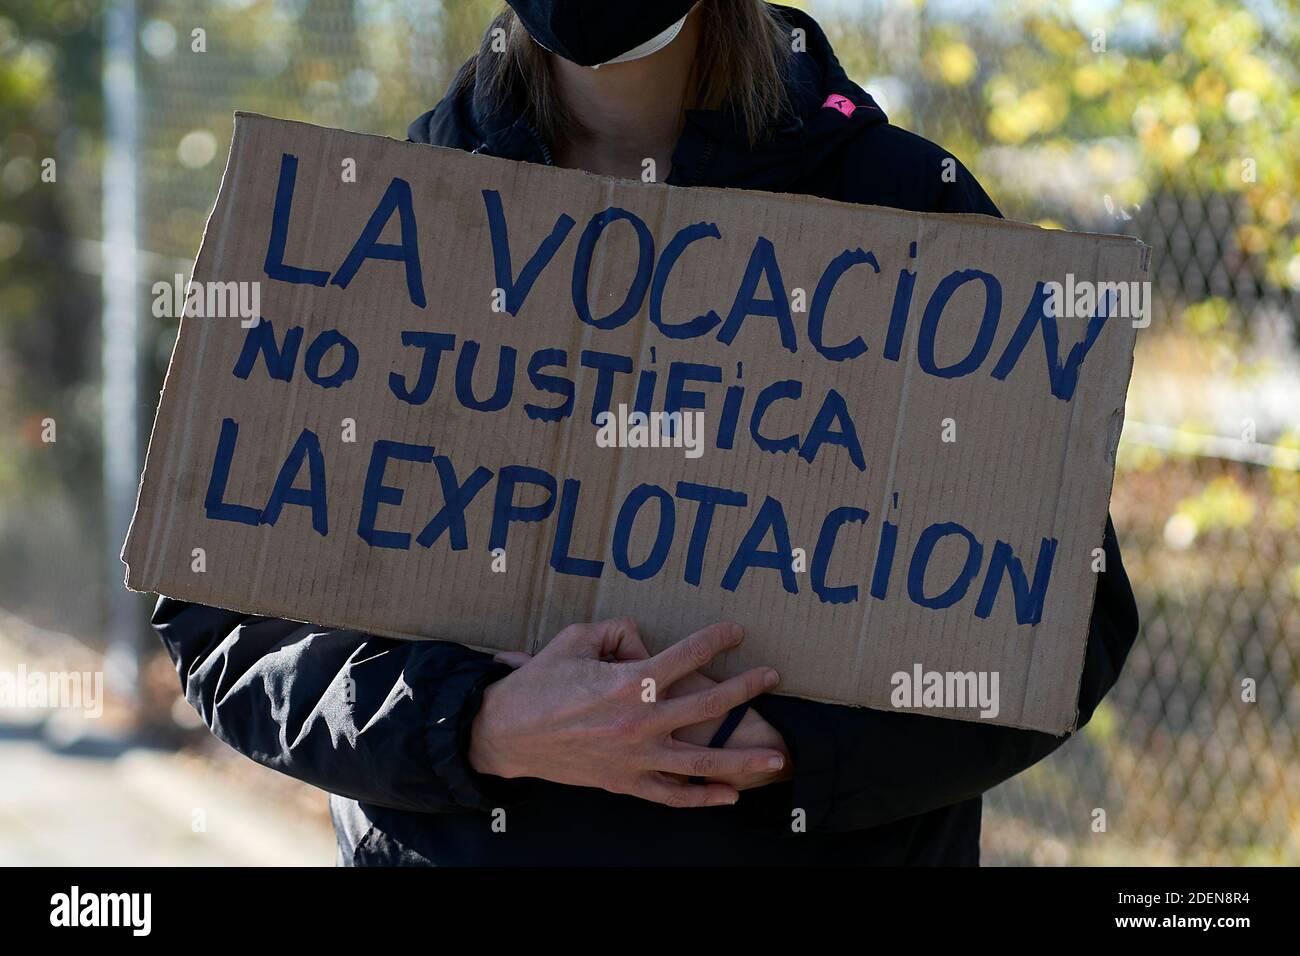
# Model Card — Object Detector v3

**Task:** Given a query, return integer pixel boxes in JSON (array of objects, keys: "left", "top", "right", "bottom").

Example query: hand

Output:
[
  {"left": 669, "top": 672, "right": 793, "bottom": 790},
  {"left": 469, "top": 618, "right": 786, "bottom": 807}
]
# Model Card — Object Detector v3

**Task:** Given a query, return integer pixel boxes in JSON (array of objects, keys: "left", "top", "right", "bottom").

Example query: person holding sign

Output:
[{"left": 152, "top": 0, "right": 1139, "bottom": 865}]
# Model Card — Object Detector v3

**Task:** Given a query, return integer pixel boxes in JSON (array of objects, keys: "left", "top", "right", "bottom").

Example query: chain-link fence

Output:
[
  {"left": 5, "top": 0, "right": 1297, "bottom": 864},
  {"left": 986, "top": 441, "right": 1300, "bottom": 864}
]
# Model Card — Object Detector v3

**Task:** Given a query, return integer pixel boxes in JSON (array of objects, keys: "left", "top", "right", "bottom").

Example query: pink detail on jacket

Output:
[{"left": 822, "top": 94, "right": 856, "bottom": 117}]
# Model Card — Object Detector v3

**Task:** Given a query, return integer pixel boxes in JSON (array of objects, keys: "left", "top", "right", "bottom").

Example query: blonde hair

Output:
[{"left": 466, "top": 0, "right": 793, "bottom": 147}]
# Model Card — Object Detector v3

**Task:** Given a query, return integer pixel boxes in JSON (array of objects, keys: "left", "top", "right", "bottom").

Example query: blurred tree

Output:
[
  {"left": 135, "top": 0, "right": 500, "bottom": 272},
  {"left": 822, "top": 0, "right": 1300, "bottom": 333},
  {"left": 0, "top": 0, "right": 105, "bottom": 623}
]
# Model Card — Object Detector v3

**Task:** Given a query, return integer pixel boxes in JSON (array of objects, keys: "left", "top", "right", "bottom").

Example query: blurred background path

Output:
[{"left": 1, "top": 625, "right": 335, "bottom": 866}]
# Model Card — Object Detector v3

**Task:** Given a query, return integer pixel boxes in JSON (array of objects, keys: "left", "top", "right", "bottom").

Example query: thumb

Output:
[{"left": 493, "top": 651, "right": 533, "bottom": 669}]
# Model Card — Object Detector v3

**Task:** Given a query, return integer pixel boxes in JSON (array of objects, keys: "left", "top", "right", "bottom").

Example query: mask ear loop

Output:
[
  {"left": 595, "top": 8, "right": 692, "bottom": 67},
  {"left": 523, "top": 5, "right": 697, "bottom": 68}
]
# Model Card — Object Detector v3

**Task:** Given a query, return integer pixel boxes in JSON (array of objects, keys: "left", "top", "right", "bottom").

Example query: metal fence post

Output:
[{"left": 101, "top": 0, "right": 142, "bottom": 702}]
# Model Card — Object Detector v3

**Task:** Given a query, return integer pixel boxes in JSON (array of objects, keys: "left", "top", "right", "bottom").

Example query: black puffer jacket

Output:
[{"left": 153, "top": 5, "right": 1139, "bottom": 865}]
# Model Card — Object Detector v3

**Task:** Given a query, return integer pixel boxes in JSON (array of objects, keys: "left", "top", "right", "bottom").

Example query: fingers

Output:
[
  {"left": 493, "top": 651, "right": 532, "bottom": 669},
  {"left": 660, "top": 670, "right": 715, "bottom": 700},
  {"left": 645, "top": 622, "right": 743, "bottom": 687},
  {"left": 652, "top": 741, "right": 786, "bottom": 778},
  {"left": 632, "top": 774, "right": 739, "bottom": 809},
  {"left": 650, "top": 666, "right": 778, "bottom": 731}
]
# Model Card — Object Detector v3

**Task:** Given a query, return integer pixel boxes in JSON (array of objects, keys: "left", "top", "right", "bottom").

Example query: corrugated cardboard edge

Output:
[
  {"left": 1016, "top": 241, "right": 1148, "bottom": 736},
  {"left": 120, "top": 112, "right": 248, "bottom": 586}
]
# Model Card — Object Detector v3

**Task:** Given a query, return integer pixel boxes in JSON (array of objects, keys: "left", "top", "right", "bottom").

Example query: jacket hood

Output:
[{"left": 408, "top": 5, "right": 887, "bottom": 192}]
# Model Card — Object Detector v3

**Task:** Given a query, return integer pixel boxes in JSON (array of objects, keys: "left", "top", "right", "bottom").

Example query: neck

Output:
[{"left": 551, "top": 11, "right": 700, "bottom": 179}]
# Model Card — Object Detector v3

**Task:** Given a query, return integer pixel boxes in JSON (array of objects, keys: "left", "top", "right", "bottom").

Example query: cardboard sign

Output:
[{"left": 124, "top": 113, "right": 1147, "bottom": 734}]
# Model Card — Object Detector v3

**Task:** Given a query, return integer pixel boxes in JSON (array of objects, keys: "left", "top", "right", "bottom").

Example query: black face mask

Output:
[{"left": 505, "top": 0, "right": 697, "bottom": 67}]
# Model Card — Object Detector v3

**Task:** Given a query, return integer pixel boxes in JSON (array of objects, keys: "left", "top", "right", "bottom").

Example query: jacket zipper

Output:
[
  {"left": 523, "top": 123, "right": 555, "bottom": 166},
  {"left": 689, "top": 137, "right": 716, "bottom": 187}
]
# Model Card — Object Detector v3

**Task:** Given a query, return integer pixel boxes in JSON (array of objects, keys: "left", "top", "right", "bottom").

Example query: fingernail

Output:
[
  {"left": 764, "top": 669, "right": 780, "bottom": 688},
  {"left": 730, "top": 624, "right": 745, "bottom": 645},
  {"left": 767, "top": 756, "right": 784, "bottom": 770}
]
